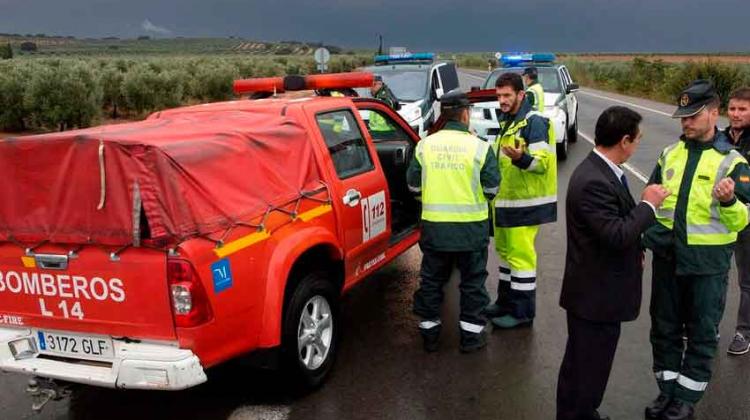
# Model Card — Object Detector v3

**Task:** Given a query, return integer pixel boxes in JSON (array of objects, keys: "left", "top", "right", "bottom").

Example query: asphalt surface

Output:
[{"left": 1, "top": 70, "right": 749, "bottom": 420}]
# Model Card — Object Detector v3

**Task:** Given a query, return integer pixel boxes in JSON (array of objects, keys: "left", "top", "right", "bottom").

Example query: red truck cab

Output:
[{"left": 0, "top": 73, "right": 421, "bottom": 391}]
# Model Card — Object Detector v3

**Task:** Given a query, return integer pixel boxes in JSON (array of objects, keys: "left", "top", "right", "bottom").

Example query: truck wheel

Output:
[
  {"left": 282, "top": 271, "right": 339, "bottom": 390},
  {"left": 557, "top": 134, "right": 568, "bottom": 161},
  {"left": 567, "top": 116, "right": 578, "bottom": 143}
]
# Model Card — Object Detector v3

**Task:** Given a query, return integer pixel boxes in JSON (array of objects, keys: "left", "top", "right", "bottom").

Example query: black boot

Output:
[
  {"left": 459, "top": 330, "right": 487, "bottom": 353},
  {"left": 419, "top": 325, "right": 441, "bottom": 353},
  {"left": 645, "top": 393, "right": 672, "bottom": 419},
  {"left": 663, "top": 400, "right": 695, "bottom": 420}
]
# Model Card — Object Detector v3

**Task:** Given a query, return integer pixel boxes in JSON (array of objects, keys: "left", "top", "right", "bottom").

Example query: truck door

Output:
[
  {"left": 560, "top": 66, "right": 578, "bottom": 126},
  {"left": 429, "top": 68, "right": 444, "bottom": 130},
  {"left": 308, "top": 106, "right": 391, "bottom": 283}
]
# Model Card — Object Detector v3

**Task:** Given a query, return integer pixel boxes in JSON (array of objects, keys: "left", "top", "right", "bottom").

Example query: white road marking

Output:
[
  {"left": 578, "top": 131, "right": 650, "bottom": 184},
  {"left": 578, "top": 90, "right": 673, "bottom": 118}
]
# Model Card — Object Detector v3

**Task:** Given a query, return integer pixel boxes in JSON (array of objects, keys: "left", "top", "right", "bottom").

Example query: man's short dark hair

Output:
[
  {"left": 730, "top": 87, "right": 750, "bottom": 103},
  {"left": 495, "top": 72, "right": 524, "bottom": 93},
  {"left": 595, "top": 106, "right": 643, "bottom": 147},
  {"left": 522, "top": 67, "right": 538, "bottom": 81},
  {"left": 441, "top": 106, "right": 467, "bottom": 122}
]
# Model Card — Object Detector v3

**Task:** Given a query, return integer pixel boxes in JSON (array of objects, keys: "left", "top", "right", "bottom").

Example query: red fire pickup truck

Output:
[{"left": 0, "top": 73, "right": 422, "bottom": 398}]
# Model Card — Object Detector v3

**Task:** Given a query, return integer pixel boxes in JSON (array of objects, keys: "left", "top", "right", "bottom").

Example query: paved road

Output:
[{"left": 1, "top": 71, "right": 749, "bottom": 420}]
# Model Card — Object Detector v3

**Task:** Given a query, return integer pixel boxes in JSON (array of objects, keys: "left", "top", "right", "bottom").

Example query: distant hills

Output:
[{"left": 0, "top": 34, "right": 352, "bottom": 56}]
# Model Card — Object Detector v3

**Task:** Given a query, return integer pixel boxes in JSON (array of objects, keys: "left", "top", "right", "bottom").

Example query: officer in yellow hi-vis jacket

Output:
[
  {"left": 643, "top": 80, "right": 750, "bottom": 420},
  {"left": 406, "top": 90, "right": 500, "bottom": 353},
  {"left": 485, "top": 72, "right": 557, "bottom": 329},
  {"left": 522, "top": 67, "right": 545, "bottom": 112}
]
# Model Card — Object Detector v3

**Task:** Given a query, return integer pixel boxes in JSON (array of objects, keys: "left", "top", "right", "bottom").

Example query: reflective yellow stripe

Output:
[
  {"left": 21, "top": 256, "right": 36, "bottom": 268},
  {"left": 214, "top": 230, "right": 271, "bottom": 258},
  {"left": 214, "top": 205, "right": 332, "bottom": 258},
  {"left": 298, "top": 204, "right": 333, "bottom": 222}
]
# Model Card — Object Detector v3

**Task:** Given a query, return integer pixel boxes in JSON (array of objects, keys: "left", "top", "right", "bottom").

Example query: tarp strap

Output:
[
  {"left": 132, "top": 182, "right": 142, "bottom": 247},
  {"left": 97, "top": 140, "right": 106, "bottom": 211}
]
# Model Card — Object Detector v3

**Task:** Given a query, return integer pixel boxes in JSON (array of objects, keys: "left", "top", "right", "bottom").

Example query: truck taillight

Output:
[{"left": 168, "top": 259, "right": 213, "bottom": 328}]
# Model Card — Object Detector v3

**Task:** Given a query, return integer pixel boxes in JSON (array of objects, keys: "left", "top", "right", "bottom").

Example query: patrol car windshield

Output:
[
  {"left": 483, "top": 67, "right": 562, "bottom": 94},
  {"left": 374, "top": 70, "right": 429, "bottom": 102}
]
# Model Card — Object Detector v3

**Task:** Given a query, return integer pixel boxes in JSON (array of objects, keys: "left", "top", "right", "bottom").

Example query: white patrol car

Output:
[
  {"left": 362, "top": 53, "right": 459, "bottom": 138},
  {"left": 470, "top": 53, "right": 579, "bottom": 160}
]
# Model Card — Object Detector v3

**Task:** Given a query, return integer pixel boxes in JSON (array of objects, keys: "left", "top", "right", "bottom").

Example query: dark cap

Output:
[
  {"left": 522, "top": 66, "right": 538, "bottom": 77},
  {"left": 373, "top": 75, "right": 383, "bottom": 83},
  {"left": 440, "top": 89, "right": 471, "bottom": 109},
  {"left": 672, "top": 79, "right": 719, "bottom": 118}
]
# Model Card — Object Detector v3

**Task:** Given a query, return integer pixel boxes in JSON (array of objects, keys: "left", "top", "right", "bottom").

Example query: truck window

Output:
[
  {"left": 431, "top": 70, "right": 441, "bottom": 98},
  {"left": 316, "top": 110, "right": 375, "bottom": 179},
  {"left": 438, "top": 63, "right": 459, "bottom": 92},
  {"left": 359, "top": 109, "right": 410, "bottom": 142}
]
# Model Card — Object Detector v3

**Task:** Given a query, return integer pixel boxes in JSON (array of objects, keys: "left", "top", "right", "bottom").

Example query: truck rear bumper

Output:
[{"left": 0, "top": 328, "right": 206, "bottom": 390}]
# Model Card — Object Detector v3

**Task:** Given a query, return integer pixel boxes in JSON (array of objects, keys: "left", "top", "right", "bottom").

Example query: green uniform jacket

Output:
[
  {"left": 406, "top": 121, "right": 500, "bottom": 252},
  {"left": 374, "top": 85, "right": 399, "bottom": 110},
  {"left": 644, "top": 130, "right": 750, "bottom": 275}
]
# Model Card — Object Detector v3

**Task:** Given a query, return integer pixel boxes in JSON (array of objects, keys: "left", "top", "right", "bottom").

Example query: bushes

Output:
[
  {"left": 0, "top": 64, "right": 29, "bottom": 131},
  {"left": 0, "top": 54, "right": 374, "bottom": 132},
  {"left": 0, "top": 43, "right": 12, "bottom": 60},
  {"left": 121, "top": 65, "right": 185, "bottom": 115},
  {"left": 23, "top": 62, "right": 102, "bottom": 131},
  {"left": 565, "top": 58, "right": 750, "bottom": 107},
  {"left": 663, "top": 61, "right": 750, "bottom": 108},
  {"left": 191, "top": 62, "right": 238, "bottom": 102}
]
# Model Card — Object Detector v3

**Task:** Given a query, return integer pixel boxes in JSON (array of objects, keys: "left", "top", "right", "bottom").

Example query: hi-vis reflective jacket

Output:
[
  {"left": 526, "top": 82, "right": 545, "bottom": 112},
  {"left": 415, "top": 129, "right": 496, "bottom": 222},
  {"left": 655, "top": 139, "right": 749, "bottom": 245},
  {"left": 493, "top": 101, "right": 557, "bottom": 227}
]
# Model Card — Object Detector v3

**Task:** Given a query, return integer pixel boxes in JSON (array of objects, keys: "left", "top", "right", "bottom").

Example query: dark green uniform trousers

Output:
[
  {"left": 650, "top": 256, "right": 729, "bottom": 403},
  {"left": 413, "top": 246, "right": 490, "bottom": 330}
]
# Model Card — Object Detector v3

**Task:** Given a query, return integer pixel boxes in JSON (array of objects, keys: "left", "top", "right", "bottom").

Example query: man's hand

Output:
[
  {"left": 641, "top": 184, "right": 671, "bottom": 208},
  {"left": 713, "top": 177, "right": 736, "bottom": 203},
  {"left": 501, "top": 145, "right": 524, "bottom": 161}
]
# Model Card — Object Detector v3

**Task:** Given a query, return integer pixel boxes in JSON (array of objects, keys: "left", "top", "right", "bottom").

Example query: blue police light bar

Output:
[
  {"left": 374, "top": 52, "right": 435, "bottom": 64},
  {"left": 499, "top": 52, "right": 556, "bottom": 67}
]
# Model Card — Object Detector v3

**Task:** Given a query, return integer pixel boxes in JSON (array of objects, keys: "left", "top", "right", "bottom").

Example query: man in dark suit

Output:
[{"left": 556, "top": 106, "right": 671, "bottom": 420}]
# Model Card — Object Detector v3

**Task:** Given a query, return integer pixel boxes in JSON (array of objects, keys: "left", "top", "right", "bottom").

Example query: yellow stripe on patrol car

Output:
[
  {"left": 298, "top": 204, "right": 332, "bottom": 222},
  {"left": 214, "top": 230, "right": 271, "bottom": 258},
  {"left": 21, "top": 256, "right": 36, "bottom": 268}
]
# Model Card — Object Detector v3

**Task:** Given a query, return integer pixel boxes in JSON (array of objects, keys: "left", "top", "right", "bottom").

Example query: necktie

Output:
[{"left": 620, "top": 173, "right": 630, "bottom": 193}]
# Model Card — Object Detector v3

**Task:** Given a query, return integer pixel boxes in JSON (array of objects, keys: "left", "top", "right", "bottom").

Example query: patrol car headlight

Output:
[
  {"left": 471, "top": 107, "right": 485, "bottom": 120},
  {"left": 9, "top": 337, "right": 37, "bottom": 360}
]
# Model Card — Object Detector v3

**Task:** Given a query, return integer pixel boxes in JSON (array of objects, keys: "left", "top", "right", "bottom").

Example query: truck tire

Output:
[
  {"left": 281, "top": 271, "right": 340, "bottom": 390},
  {"left": 567, "top": 115, "right": 578, "bottom": 143},
  {"left": 557, "top": 132, "right": 568, "bottom": 161}
]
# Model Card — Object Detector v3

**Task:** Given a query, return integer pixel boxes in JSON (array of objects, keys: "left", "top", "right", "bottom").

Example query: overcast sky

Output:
[{"left": 1, "top": 0, "right": 748, "bottom": 52}]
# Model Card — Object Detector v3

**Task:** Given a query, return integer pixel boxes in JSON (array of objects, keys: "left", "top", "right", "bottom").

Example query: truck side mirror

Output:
[
  {"left": 566, "top": 83, "right": 579, "bottom": 93},
  {"left": 434, "top": 87, "right": 444, "bottom": 100}
]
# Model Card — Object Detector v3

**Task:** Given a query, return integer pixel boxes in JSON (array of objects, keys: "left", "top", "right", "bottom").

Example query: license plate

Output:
[{"left": 35, "top": 331, "right": 114, "bottom": 360}]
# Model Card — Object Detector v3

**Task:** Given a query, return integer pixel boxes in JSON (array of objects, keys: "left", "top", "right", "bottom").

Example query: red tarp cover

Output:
[{"left": 0, "top": 107, "right": 322, "bottom": 246}]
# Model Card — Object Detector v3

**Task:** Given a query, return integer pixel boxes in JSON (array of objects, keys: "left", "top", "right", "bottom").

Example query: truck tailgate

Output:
[{"left": 0, "top": 244, "right": 175, "bottom": 341}]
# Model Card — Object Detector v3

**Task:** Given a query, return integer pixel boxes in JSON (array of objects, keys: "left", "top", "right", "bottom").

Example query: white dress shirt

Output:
[{"left": 593, "top": 148, "right": 656, "bottom": 214}]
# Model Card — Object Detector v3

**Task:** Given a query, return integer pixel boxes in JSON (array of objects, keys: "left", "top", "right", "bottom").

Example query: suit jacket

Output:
[{"left": 559, "top": 151, "right": 656, "bottom": 322}]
